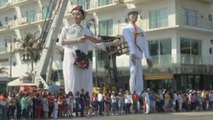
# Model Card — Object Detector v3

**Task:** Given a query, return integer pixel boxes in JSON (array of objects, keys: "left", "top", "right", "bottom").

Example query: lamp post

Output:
[
  {"left": 86, "top": 18, "right": 98, "bottom": 86},
  {"left": 5, "top": 36, "right": 13, "bottom": 81}
]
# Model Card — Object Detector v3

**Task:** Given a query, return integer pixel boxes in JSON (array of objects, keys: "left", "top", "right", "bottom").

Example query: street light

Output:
[
  {"left": 86, "top": 18, "right": 98, "bottom": 86},
  {"left": 5, "top": 36, "right": 13, "bottom": 81}
]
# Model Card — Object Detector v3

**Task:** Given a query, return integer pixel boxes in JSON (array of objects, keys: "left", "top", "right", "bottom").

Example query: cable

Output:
[{"left": 34, "top": 0, "right": 59, "bottom": 62}]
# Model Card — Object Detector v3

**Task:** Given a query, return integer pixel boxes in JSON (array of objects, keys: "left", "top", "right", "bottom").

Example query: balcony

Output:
[
  {"left": 193, "top": 0, "right": 213, "bottom": 4},
  {"left": 0, "top": 1, "right": 13, "bottom": 12},
  {"left": 149, "top": 55, "right": 173, "bottom": 68},
  {"left": 10, "top": 0, "right": 37, "bottom": 6},
  {"left": 147, "top": 54, "right": 213, "bottom": 66},
  {"left": 0, "top": 15, "right": 41, "bottom": 31},
  {"left": 81, "top": 0, "right": 124, "bottom": 12},
  {"left": 176, "top": 14, "right": 213, "bottom": 32},
  {"left": 179, "top": 54, "right": 202, "bottom": 65},
  {"left": 0, "top": 24, "right": 13, "bottom": 33},
  {"left": 124, "top": 0, "right": 150, "bottom": 4},
  {"left": 0, "top": 0, "right": 8, "bottom": 7}
]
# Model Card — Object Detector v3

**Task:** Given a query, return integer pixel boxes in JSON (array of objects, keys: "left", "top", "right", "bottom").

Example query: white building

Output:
[{"left": 0, "top": 0, "right": 213, "bottom": 92}]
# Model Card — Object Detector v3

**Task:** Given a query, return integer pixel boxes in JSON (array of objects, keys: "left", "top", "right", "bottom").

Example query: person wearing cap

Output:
[
  {"left": 59, "top": 6, "right": 106, "bottom": 95},
  {"left": 122, "top": 8, "right": 153, "bottom": 94}
]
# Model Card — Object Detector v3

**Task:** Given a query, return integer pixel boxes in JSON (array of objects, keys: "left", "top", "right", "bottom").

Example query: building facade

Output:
[{"left": 0, "top": 0, "right": 213, "bottom": 92}]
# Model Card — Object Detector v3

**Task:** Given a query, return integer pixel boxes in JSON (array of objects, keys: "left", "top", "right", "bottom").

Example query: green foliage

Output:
[{"left": 0, "top": 67, "right": 8, "bottom": 75}]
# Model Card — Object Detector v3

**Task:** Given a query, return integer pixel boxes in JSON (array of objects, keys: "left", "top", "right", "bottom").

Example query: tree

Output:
[{"left": 15, "top": 32, "right": 39, "bottom": 72}]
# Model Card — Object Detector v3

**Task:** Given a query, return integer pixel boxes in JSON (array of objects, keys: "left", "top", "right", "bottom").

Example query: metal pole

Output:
[
  {"left": 5, "top": 36, "right": 12, "bottom": 81},
  {"left": 86, "top": 18, "right": 98, "bottom": 86},
  {"left": 10, "top": 39, "right": 12, "bottom": 81}
]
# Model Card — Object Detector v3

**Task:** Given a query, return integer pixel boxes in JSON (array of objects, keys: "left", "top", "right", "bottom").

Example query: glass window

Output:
[
  {"left": 0, "top": 0, "right": 7, "bottom": 6},
  {"left": 26, "top": 9, "right": 35, "bottom": 23},
  {"left": 42, "top": 2, "right": 54, "bottom": 19},
  {"left": 99, "top": 0, "right": 112, "bottom": 6},
  {"left": 148, "top": 39, "right": 171, "bottom": 65},
  {"left": 149, "top": 38, "right": 171, "bottom": 55},
  {"left": 96, "top": 50, "right": 105, "bottom": 61},
  {"left": 0, "top": 83, "right": 7, "bottom": 92},
  {"left": 185, "top": 8, "right": 197, "bottom": 26},
  {"left": 96, "top": 50, "right": 105, "bottom": 69},
  {"left": 77, "top": 0, "right": 89, "bottom": 9},
  {"left": 42, "top": 6, "right": 49, "bottom": 19},
  {"left": 160, "top": 39, "right": 171, "bottom": 55},
  {"left": 191, "top": 40, "right": 201, "bottom": 55},
  {"left": 0, "top": 39, "right": 6, "bottom": 52},
  {"left": 180, "top": 38, "right": 202, "bottom": 64},
  {"left": 180, "top": 38, "right": 190, "bottom": 54},
  {"left": 149, "top": 8, "right": 168, "bottom": 29},
  {"left": 180, "top": 38, "right": 201, "bottom": 55},
  {"left": 180, "top": 75, "right": 202, "bottom": 90},
  {"left": 99, "top": 19, "right": 113, "bottom": 36},
  {"left": 149, "top": 40, "right": 158, "bottom": 56},
  {"left": 0, "top": 21, "right": 3, "bottom": 29}
]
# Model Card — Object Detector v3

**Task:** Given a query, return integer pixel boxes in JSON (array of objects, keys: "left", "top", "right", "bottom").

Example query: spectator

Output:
[{"left": 124, "top": 90, "right": 132, "bottom": 114}]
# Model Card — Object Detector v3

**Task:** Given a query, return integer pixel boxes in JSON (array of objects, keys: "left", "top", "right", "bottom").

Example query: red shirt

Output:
[{"left": 132, "top": 94, "right": 138, "bottom": 103}]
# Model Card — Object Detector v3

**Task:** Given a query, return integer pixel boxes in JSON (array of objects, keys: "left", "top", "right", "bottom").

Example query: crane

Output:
[{"left": 33, "top": 0, "right": 69, "bottom": 89}]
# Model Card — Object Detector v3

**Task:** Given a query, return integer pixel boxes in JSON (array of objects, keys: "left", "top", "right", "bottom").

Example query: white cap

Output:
[{"left": 126, "top": 3, "right": 142, "bottom": 16}]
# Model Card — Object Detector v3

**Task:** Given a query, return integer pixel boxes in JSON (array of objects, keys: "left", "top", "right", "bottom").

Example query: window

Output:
[
  {"left": 0, "top": 83, "right": 7, "bottom": 92},
  {"left": 42, "top": 2, "right": 54, "bottom": 19},
  {"left": 180, "top": 38, "right": 201, "bottom": 55},
  {"left": 0, "top": 39, "right": 6, "bottom": 52},
  {"left": 149, "top": 8, "right": 168, "bottom": 29},
  {"left": 149, "top": 38, "right": 171, "bottom": 56},
  {"left": 149, "top": 40, "right": 158, "bottom": 56},
  {"left": 184, "top": 8, "right": 197, "bottom": 26},
  {"left": 42, "top": 6, "right": 49, "bottom": 19},
  {"left": 180, "top": 38, "right": 201, "bottom": 64},
  {"left": 0, "top": 0, "right": 7, "bottom": 6},
  {"left": 99, "top": 19, "right": 113, "bottom": 36},
  {"left": 96, "top": 50, "right": 105, "bottom": 69},
  {"left": 26, "top": 9, "right": 36, "bottom": 23},
  {"left": 99, "top": 0, "right": 112, "bottom": 6},
  {"left": 148, "top": 39, "right": 171, "bottom": 65},
  {"left": 77, "top": 0, "right": 90, "bottom": 9},
  {"left": 0, "top": 21, "right": 3, "bottom": 29},
  {"left": 179, "top": 75, "right": 202, "bottom": 90}
]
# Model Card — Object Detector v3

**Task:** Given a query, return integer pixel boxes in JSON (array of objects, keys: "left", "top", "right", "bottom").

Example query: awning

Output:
[
  {"left": 7, "top": 78, "right": 36, "bottom": 86},
  {"left": 144, "top": 74, "right": 174, "bottom": 80}
]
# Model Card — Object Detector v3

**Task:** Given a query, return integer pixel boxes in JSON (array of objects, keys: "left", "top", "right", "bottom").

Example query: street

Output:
[{"left": 56, "top": 111, "right": 213, "bottom": 120}]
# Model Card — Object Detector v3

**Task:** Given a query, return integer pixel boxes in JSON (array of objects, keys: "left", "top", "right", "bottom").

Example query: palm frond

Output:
[
  {"left": 12, "top": 48, "right": 25, "bottom": 54},
  {"left": 0, "top": 67, "right": 8, "bottom": 75}
]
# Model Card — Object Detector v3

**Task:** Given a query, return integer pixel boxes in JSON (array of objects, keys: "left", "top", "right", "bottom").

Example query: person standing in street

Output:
[{"left": 122, "top": 8, "right": 153, "bottom": 94}]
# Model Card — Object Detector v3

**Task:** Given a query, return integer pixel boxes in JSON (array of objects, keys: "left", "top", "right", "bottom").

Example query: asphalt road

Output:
[{"left": 52, "top": 111, "right": 213, "bottom": 120}]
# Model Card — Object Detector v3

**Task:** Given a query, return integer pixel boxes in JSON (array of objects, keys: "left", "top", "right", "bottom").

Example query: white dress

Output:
[{"left": 59, "top": 24, "right": 105, "bottom": 94}]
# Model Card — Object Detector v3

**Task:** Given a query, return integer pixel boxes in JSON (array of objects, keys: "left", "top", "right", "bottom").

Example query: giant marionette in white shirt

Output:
[{"left": 122, "top": 7, "right": 153, "bottom": 94}]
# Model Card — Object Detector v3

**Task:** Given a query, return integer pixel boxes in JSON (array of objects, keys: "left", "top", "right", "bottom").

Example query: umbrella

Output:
[{"left": 48, "top": 85, "right": 60, "bottom": 93}]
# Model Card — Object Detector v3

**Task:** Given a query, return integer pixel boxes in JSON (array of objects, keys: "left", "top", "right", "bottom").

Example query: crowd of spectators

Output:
[{"left": 0, "top": 87, "right": 213, "bottom": 120}]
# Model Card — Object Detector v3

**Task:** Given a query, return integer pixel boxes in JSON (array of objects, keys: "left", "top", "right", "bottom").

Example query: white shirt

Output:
[
  {"left": 111, "top": 95, "right": 117, "bottom": 103},
  {"left": 97, "top": 93, "right": 103, "bottom": 102},
  {"left": 122, "top": 23, "right": 150, "bottom": 59},
  {"left": 125, "top": 94, "right": 132, "bottom": 104}
]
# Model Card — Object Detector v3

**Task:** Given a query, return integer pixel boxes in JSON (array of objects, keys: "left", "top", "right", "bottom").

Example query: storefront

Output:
[
  {"left": 144, "top": 74, "right": 174, "bottom": 91},
  {"left": 144, "top": 64, "right": 213, "bottom": 91},
  {"left": 0, "top": 77, "right": 8, "bottom": 92}
]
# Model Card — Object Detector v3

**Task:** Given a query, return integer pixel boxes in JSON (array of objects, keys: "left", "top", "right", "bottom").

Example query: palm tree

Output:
[
  {"left": 15, "top": 32, "right": 39, "bottom": 72},
  {"left": 0, "top": 67, "right": 8, "bottom": 75}
]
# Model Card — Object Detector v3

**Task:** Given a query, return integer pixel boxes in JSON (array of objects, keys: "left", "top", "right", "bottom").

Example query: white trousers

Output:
[
  {"left": 51, "top": 108, "right": 58, "bottom": 119},
  {"left": 129, "top": 58, "right": 143, "bottom": 94},
  {"left": 146, "top": 101, "right": 150, "bottom": 114}
]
